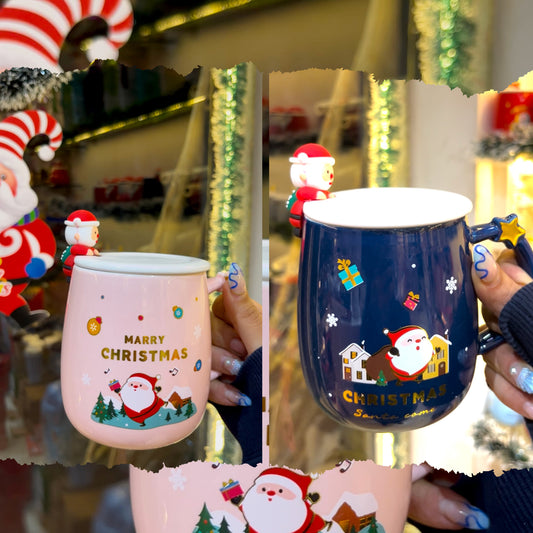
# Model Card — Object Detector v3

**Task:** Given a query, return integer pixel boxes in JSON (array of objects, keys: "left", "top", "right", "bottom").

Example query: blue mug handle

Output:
[{"left": 468, "top": 214, "right": 533, "bottom": 354}]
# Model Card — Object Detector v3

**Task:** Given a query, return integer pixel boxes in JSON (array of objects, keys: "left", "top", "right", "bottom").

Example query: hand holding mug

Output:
[
  {"left": 209, "top": 263, "right": 262, "bottom": 407},
  {"left": 472, "top": 249, "right": 533, "bottom": 419}
]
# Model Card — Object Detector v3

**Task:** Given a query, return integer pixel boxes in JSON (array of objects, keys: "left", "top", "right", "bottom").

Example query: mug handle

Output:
[{"left": 468, "top": 214, "right": 533, "bottom": 354}]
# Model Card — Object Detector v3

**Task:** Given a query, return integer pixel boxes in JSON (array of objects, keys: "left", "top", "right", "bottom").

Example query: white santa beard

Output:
[
  {"left": 0, "top": 183, "right": 38, "bottom": 231},
  {"left": 242, "top": 488, "right": 308, "bottom": 533},
  {"left": 391, "top": 341, "right": 433, "bottom": 375},
  {"left": 120, "top": 385, "right": 155, "bottom": 413}
]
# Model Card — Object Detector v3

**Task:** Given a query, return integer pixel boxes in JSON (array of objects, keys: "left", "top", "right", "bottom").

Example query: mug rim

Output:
[
  {"left": 303, "top": 187, "right": 473, "bottom": 229},
  {"left": 74, "top": 252, "right": 210, "bottom": 275}
]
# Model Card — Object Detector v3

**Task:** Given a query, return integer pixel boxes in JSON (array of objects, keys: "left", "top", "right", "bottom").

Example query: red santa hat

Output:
[
  {"left": 254, "top": 467, "right": 313, "bottom": 499},
  {"left": 383, "top": 326, "right": 424, "bottom": 346},
  {"left": 64, "top": 209, "right": 100, "bottom": 228},
  {"left": 0, "top": 110, "right": 62, "bottom": 178},
  {"left": 289, "top": 143, "right": 335, "bottom": 166},
  {"left": 0, "top": 0, "right": 133, "bottom": 71},
  {"left": 126, "top": 373, "right": 160, "bottom": 389}
]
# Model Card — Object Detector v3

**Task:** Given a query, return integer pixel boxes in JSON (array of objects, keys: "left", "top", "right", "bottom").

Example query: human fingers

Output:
[
  {"left": 472, "top": 245, "right": 528, "bottom": 319},
  {"left": 483, "top": 344, "right": 533, "bottom": 419},
  {"left": 208, "top": 378, "right": 252, "bottom": 407},
  {"left": 409, "top": 476, "right": 489, "bottom": 530},
  {"left": 219, "top": 263, "right": 262, "bottom": 354},
  {"left": 211, "top": 308, "right": 247, "bottom": 358},
  {"left": 211, "top": 345, "right": 244, "bottom": 377}
]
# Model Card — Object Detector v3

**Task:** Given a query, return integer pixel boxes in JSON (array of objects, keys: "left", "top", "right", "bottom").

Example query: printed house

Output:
[
  {"left": 422, "top": 334, "right": 451, "bottom": 380},
  {"left": 330, "top": 491, "right": 378, "bottom": 532},
  {"left": 339, "top": 343, "right": 375, "bottom": 384}
]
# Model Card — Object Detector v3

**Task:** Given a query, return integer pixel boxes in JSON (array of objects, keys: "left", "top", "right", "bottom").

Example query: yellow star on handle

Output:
[{"left": 497, "top": 215, "right": 526, "bottom": 246}]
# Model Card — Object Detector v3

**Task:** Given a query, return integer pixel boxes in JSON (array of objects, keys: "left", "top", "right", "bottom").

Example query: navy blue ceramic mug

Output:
[{"left": 298, "top": 188, "right": 533, "bottom": 431}]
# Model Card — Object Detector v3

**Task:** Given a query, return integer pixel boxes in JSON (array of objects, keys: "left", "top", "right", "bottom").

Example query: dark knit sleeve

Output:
[
  {"left": 499, "top": 282, "right": 533, "bottom": 365},
  {"left": 212, "top": 347, "right": 263, "bottom": 466}
]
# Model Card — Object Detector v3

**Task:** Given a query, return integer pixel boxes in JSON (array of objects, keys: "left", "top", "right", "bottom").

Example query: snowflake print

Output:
[
  {"left": 168, "top": 468, "right": 187, "bottom": 491},
  {"left": 193, "top": 324, "right": 202, "bottom": 340},
  {"left": 445, "top": 276, "right": 458, "bottom": 294},
  {"left": 326, "top": 313, "right": 338, "bottom": 327},
  {"left": 82, "top": 373, "right": 91, "bottom": 385}
]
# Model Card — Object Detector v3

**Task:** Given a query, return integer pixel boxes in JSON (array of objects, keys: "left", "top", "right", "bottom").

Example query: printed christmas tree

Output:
[
  {"left": 194, "top": 503, "right": 216, "bottom": 533},
  {"left": 92, "top": 393, "right": 107, "bottom": 423}
]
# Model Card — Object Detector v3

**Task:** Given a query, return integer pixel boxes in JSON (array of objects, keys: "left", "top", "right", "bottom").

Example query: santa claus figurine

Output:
[
  {"left": 113, "top": 373, "right": 166, "bottom": 427},
  {"left": 383, "top": 326, "right": 434, "bottom": 381},
  {"left": 0, "top": 0, "right": 133, "bottom": 72},
  {"left": 236, "top": 467, "right": 328, "bottom": 533},
  {"left": 287, "top": 143, "right": 335, "bottom": 235},
  {"left": 61, "top": 210, "right": 100, "bottom": 277},
  {"left": 0, "top": 110, "right": 62, "bottom": 328}
]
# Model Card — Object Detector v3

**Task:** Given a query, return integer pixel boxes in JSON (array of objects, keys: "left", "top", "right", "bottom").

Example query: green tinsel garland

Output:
[
  {"left": 367, "top": 77, "right": 407, "bottom": 188},
  {"left": 0, "top": 67, "right": 72, "bottom": 113},
  {"left": 414, "top": 0, "right": 477, "bottom": 95},
  {"left": 207, "top": 63, "right": 254, "bottom": 277}
]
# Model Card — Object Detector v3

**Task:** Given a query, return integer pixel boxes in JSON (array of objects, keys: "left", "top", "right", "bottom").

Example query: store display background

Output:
[{"left": 1, "top": 0, "right": 533, "bottom": 531}]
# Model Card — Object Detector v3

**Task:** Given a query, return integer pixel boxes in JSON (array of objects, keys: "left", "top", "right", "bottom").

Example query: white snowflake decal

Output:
[
  {"left": 326, "top": 313, "right": 338, "bottom": 327},
  {"left": 193, "top": 324, "right": 202, "bottom": 340},
  {"left": 168, "top": 468, "right": 187, "bottom": 491},
  {"left": 445, "top": 276, "right": 458, "bottom": 294},
  {"left": 82, "top": 373, "right": 91, "bottom": 385}
]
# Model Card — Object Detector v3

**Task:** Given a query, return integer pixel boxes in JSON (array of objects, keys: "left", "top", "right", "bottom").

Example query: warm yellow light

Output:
[
  {"left": 509, "top": 155, "right": 533, "bottom": 185},
  {"left": 375, "top": 432, "right": 395, "bottom": 467}
]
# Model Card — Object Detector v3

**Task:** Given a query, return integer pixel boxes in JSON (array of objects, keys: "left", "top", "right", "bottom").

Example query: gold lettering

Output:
[
  {"left": 102, "top": 347, "right": 109, "bottom": 359},
  {"left": 343, "top": 390, "right": 353, "bottom": 402},
  {"left": 181, "top": 348, "right": 188, "bottom": 359},
  {"left": 412, "top": 391, "right": 425, "bottom": 404},
  {"left": 124, "top": 335, "right": 133, "bottom": 344},
  {"left": 160, "top": 350, "right": 170, "bottom": 361}
]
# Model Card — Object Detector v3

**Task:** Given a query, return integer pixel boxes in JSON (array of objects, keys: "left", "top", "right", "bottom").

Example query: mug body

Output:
[
  {"left": 130, "top": 461, "right": 412, "bottom": 533},
  {"left": 61, "top": 252, "right": 211, "bottom": 449},
  {"left": 299, "top": 188, "right": 477, "bottom": 431}
]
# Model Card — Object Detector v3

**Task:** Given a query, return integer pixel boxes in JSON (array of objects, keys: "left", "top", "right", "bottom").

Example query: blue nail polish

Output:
[
  {"left": 462, "top": 503, "right": 490, "bottom": 530},
  {"left": 225, "top": 358, "right": 243, "bottom": 376},
  {"left": 473, "top": 244, "right": 491, "bottom": 280},
  {"left": 237, "top": 393, "right": 252, "bottom": 407},
  {"left": 515, "top": 366, "right": 533, "bottom": 394},
  {"left": 228, "top": 262, "right": 244, "bottom": 291}
]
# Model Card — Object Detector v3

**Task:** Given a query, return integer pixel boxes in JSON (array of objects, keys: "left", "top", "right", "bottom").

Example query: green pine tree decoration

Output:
[
  {"left": 175, "top": 404, "right": 183, "bottom": 417},
  {"left": 92, "top": 393, "right": 108, "bottom": 423},
  {"left": 185, "top": 401, "right": 194, "bottom": 418},
  {"left": 105, "top": 400, "right": 117, "bottom": 420},
  {"left": 165, "top": 412, "right": 171, "bottom": 422},
  {"left": 376, "top": 370, "right": 387, "bottom": 387},
  {"left": 119, "top": 403, "right": 127, "bottom": 417},
  {"left": 194, "top": 503, "right": 215, "bottom": 533},
  {"left": 218, "top": 516, "right": 232, "bottom": 533},
  {"left": 368, "top": 515, "right": 378, "bottom": 533}
]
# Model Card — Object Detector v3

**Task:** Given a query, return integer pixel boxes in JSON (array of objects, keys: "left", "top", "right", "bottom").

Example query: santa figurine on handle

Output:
[
  {"left": 0, "top": 110, "right": 62, "bottom": 328},
  {"left": 0, "top": 0, "right": 134, "bottom": 72},
  {"left": 287, "top": 143, "right": 335, "bottom": 236}
]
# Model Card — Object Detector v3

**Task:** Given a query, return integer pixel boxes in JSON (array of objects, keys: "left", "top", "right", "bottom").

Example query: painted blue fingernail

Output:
[
  {"left": 228, "top": 262, "right": 246, "bottom": 295},
  {"left": 224, "top": 357, "right": 243, "bottom": 376},
  {"left": 441, "top": 500, "right": 489, "bottom": 530},
  {"left": 461, "top": 504, "right": 490, "bottom": 530},
  {"left": 236, "top": 393, "right": 252, "bottom": 407},
  {"left": 511, "top": 365, "right": 533, "bottom": 394},
  {"left": 225, "top": 389, "right": 252, "bottom": 407},
  {"left": 473, "top": 244, "right": 492, "bottom": 280}
]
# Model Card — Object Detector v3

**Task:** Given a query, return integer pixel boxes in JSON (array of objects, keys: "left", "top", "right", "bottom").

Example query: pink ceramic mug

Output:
[
  {"left": 130, "top": 461, "right": 412, "bottom": 533},
  {"left": 61, "top": 252, "right": 223, "bottom": 450}
]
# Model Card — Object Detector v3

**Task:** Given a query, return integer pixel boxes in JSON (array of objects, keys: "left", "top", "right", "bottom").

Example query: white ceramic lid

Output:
[
  {"left": 303, "top": 187, "right": 473, "bottom": 228},
  {"left": 74, "top": 252, "right": 210, "bottom": 275}
]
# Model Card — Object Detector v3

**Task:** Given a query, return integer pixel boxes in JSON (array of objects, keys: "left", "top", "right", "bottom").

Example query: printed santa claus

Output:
[
  {"left": 287, "top": 143, "right": 335, "bottom": 234},
  {"left": 114, "top": 373, "right": 166, "bottom": 426},
  {"left": 239, "top": 467, "right": 330, "bottom": 533},
  {"left": 383, "top": 326, "right": 434, "bottom": 380},
  {"left": 0, "top": 0, "right": 133, "bottom": 72},
  {"left": 61, "top": 210, "right": 100, "bottom": 277},
  {"left": 0, "top": 110, "right": 62, "bottom": 328}
]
